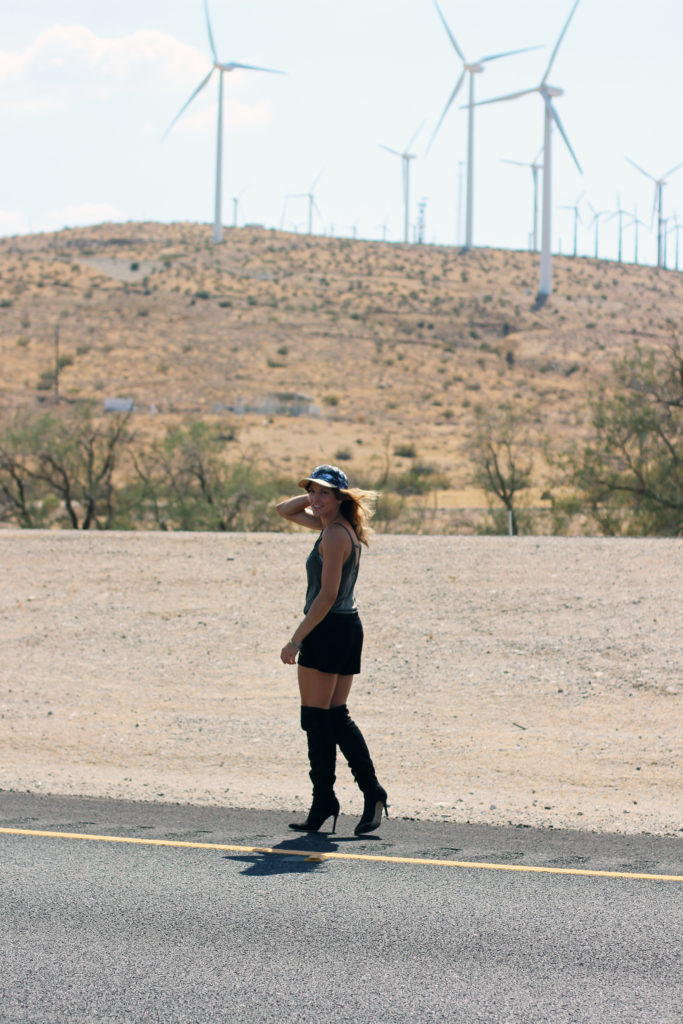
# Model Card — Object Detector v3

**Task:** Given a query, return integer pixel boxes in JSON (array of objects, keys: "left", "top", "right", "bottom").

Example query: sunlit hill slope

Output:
[{"left": 0, "top": 221, "right": 679, "bottom": 519}]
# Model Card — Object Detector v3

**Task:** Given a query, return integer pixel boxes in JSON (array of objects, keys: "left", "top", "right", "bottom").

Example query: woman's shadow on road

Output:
[{"left": 224, "top": 826, "right": 381, "bottom": 876}]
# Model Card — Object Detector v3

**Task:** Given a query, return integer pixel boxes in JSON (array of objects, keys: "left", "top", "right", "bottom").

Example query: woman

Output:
[{"left": 277, "top": 464, "right": 388, "bottom": 836}]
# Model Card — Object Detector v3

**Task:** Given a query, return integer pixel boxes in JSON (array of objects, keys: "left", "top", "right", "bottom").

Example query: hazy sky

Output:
[{"left": 3, "top": 1, "right": 683, "bottom": 265}]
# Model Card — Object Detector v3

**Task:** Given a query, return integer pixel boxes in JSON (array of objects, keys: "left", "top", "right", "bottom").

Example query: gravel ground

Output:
[{"left": 1, "top": 531, "right": 680, "bottom": 836}]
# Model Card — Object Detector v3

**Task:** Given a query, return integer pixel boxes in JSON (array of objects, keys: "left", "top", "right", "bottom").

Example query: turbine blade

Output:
[
  {"left": 546, "top": 95, "right": 582, "bottom": 174},
  {"left": 405, "top": 119, "right": 426, "bottom": 153},
  {"left": 480, "top": 44, "right": 543, "bottom": 63},
  {"left": 541, "top": 0, "right": 580, "bottom": 86},
  {"left": 379, "top": 144, "right": 402, "bottom": 157},
  {"left": 472, "top": 86, "right": 537, "bottom": 108},
  {"left": 310, "top": 168, "right": 325, "bottom": 191},
  {"left": 625, "top": 156, "right": 655, "bottom": 182},
  {"left": 425, "top": 71, "right": 466, "bottom": 153},
  {"left": 664, "top": 160, "right": 683, "bottom": 180},
  {"left": 432, "top": 0, "right": 466, "bottom": 61},
  {"left": 223, "top": 61, "right": 286, "bottom": 74},
  {"left": 162, "top": 68, "right": 215, "bottom": 139},
  {"left": 203, "top": 0, "right": 218, "bottom": 62}
]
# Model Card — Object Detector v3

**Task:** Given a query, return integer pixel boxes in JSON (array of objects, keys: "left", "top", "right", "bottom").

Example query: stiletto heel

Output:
[
  {"left": 354, "top": 787, "right": 388, "bottom": 835},
  {"left": 289, "top": 795, "right": 340, "bottom": 833}
]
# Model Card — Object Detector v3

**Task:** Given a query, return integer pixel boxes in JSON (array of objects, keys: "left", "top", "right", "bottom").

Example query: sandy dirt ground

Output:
[{"left": 1, "top": 531, "right": 680, "bottom": 837}]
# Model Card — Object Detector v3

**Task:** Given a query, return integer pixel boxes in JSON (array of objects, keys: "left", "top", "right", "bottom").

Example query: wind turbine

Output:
[
  {"left": 587, "top": 201, "right": 609, "bottom": 260},
  {"left": 625, "top": 157, "right": 683, "bottom": 268},
  {"left": 164, "top": 0, "right": 285, "bottom": 244},
  {"left": 502, "top": 149, "right": 544, "bottom": 251},
  {"left": 668, "top": 213, "right": 683, "bottom": 271},
  {"left": 427, "top": 0, "right": 540, "bottom": 251},
  {"left": 289, "top": 170, "right": 324, "bottom": 235},
  {"left": 376, "top": 217, "right": 390, "bottom": 242},
  {"left": 560, "top": 191, "right": 584, "bottom": 257},
  {"left": 629, "top": 206, "right": 647, "bottom": 265},
  {"left": 380, "top": 122, "right": 424, "bottom": 243},
  {"left": 231, "top": 182, "right": 250, "bottom": 228},
  {"left": 475, "top": 0, "right": 583, "bottom": 299},
  {"left": 607, "top": 193, "right": 629, "bottom": 263}
]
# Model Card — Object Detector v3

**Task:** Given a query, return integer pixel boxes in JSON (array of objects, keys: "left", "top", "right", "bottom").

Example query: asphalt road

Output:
[{"left": 1, "top": 792, "right": 681, "bottom": 1024}]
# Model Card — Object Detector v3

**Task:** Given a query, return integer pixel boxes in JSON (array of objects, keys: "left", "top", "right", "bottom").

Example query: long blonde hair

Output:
[{"left": 337, "top": 487, "right": 378, "bottom": 546}]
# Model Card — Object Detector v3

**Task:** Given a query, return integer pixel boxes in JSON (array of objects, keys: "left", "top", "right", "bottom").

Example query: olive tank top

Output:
[{"left": 303, "top": 522, "right": 360, "bottom": 615}]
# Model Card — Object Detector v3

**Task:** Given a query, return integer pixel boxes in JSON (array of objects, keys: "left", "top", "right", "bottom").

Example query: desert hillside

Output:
[{"left": 1, "top": 222, "right": 680, "bottom": 510}]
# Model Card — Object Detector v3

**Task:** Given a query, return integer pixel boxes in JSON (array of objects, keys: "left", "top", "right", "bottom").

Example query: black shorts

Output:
[{"left": 298, "top": 611, "right": 363, "bottom": 676}]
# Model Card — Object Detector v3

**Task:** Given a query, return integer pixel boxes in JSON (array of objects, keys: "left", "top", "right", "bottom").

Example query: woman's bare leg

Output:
[
  {"left": 298, "top": 666, "right": 353, "bottom": 708},
  {"left": 331, "top": 674, "right": 354, "bottom": 707}
]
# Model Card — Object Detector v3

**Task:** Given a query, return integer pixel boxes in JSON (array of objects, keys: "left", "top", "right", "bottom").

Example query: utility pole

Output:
[{"left": 54, "top": 324, "right": 60, "bottom": 401}]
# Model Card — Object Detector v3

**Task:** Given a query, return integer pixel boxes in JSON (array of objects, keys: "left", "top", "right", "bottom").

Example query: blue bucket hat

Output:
[{"left": 298, "top": 464, "right": 349, "bottom": 491}]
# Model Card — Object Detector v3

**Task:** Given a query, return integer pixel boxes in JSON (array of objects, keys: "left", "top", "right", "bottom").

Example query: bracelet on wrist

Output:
[{"left": 289, "top": 639, "right": 302, "bottom": 651}]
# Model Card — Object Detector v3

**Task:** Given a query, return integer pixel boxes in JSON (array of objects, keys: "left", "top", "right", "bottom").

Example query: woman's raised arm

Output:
[{"left": 275, "top": 494, "right": 322, "bottom": 529}]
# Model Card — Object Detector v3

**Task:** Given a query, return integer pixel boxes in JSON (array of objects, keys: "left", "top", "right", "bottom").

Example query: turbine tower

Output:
[
  {"left": 290, "top": 170, "right": 325, "bottom": 235},
  {"left": 380, "top": 122, "right": 424, "bottom": 243},
  {"left": 625, "top": 157, "right": 683, "bottom": 268},
  {"left": 427, "top": 0, "right": 539, "bottom": 251},
  {"left": 232, "top": 183, "right": 250, "bottom": 228},
  {"left": 668, "top": 213, "right": 683, "bottom": 271},
  {"left": 587, "top": 201, "right": 610, "bottom": 260},
  {"left": 607, "top": 193, "right": 629, "bottom": 263},
  {"left": 629, "top": 206, "right": 647, "bottom": 265},
  {"left": 559, "top": 191, "right": 584, "bottom": 257},
  {"left": 475, "top": 0, "right": 582, "bottom": 299},
  {"left": 164, "top": 0, "right": 285, "bottom": 244},
  {"left": 502, "top": 149, "right": 543, "bottom": 250}
]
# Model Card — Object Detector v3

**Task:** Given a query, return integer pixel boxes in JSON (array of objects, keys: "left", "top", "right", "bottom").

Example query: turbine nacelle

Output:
[
  {"left": 543, "top": 84, "right": 564, "bottom": 98},
  {"left": 464, "top": 62, "right": 485, "bottom": 74}
]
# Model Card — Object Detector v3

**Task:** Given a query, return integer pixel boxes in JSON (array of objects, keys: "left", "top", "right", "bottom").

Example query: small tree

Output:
[
  {"left": 131, "top": 421, "right": 281, "bottom": 531},
  {"left": 470, "top": 407, "right": 534, "bottom": 535},
  {"left": 564, "top": 340, "right": 682, "bottom": 535},
  {"left": 0, "top": 407, "right": 133, "bottom": 529},
  {"left": 0, "top": 423, "right": 46, "bottom": 527}
]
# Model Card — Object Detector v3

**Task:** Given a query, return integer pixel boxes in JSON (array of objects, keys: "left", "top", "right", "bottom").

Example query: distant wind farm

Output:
[
  {"left": 3, "top": 1, "right": 683, "bottom": 291},
  {"left": 155, "top": 0, "right": 683, "bottom": 305}
]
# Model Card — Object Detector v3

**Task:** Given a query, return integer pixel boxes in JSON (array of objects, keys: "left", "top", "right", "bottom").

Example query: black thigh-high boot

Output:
[
  {"left": 330, "top": 704, "right": 388, "bottom": 835},
  {"left": 289, "top": 706, "right": 340, "bottom": 833}
]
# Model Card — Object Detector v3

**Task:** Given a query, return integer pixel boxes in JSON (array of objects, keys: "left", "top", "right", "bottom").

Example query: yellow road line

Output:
[{"left": 1, "top": 827, "right": 681, "bottom": 881}]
